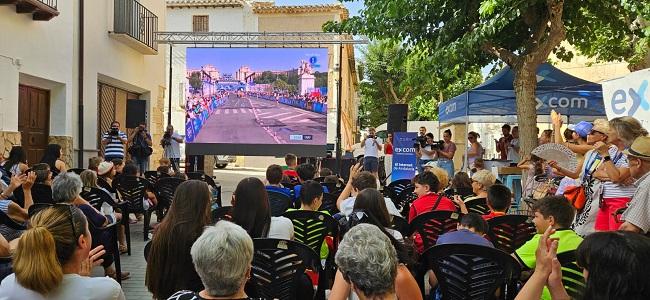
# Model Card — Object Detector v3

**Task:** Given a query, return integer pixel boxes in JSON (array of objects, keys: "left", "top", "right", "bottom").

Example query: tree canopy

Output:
[{"left": 326, "top": 0, "right": 648, "bottom": 158}]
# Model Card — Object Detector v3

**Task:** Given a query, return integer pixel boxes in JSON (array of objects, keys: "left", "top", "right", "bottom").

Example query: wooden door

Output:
[{"left": 18, "top": 85, "right": 50, "bottom": 166}]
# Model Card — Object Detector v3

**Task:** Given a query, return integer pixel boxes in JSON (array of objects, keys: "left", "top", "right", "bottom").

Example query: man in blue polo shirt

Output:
[
  {"left": 101, "top": 121, "right": 128, "bottom": 161},
  {"left": 265, "top": 164, "right": 292, "bottom": 198}
]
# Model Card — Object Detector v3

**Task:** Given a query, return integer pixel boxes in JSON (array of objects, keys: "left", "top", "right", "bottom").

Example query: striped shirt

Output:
[
  {"left": 622, "top": 172, "right": 650, "bottom": 233},
  {"left": 102, "top": 131, "right": 127, "bottom": 158},
  {"left": 599, "top": 147, "right": 636, "bottom": 198}
]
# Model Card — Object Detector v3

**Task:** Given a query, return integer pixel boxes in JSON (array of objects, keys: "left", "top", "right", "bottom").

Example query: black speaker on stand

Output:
[{"left": 387, "top": 104, "right": 408, "bottom": 133}]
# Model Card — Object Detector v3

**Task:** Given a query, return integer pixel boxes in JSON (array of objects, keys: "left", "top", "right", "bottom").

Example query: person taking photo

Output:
[
  {"left": 128, "top": 121, "right": 153, "bottom": 174},
  {"left": 160, "top": 125, "right": 183, "bottom": 174}
]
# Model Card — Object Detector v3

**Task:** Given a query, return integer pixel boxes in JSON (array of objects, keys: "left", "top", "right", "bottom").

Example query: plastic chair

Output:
[
  {"left": 249, "top": 238, "right": 322, "bottom": 300},
  {"left": 268, "top": 190, "right": 292, "bottom": 217},
  {"left": 408, "top": 211, "right": 462, "bottom": 250},
  {"left": 80, "top": 186, "right": 131, "bottom": 255},
  {"left": 283, "top": 210, "right": 339, "bottom": 255},
  {"left": 12, "top": 183, "right": 54, "bottom": 206},
  {"left": 391, "top": 215, "right": 410, "bottom": 238},
  {"left": 0, "top": 210, "right": 26, "bottom": 231},
  {"left": 154, "top": 177, "right": 186, "bottom": 218},
  {"left": 384, "top": 179, "right": 413, "bottom": 201},
  {"left": 144, "top": 171, "right": 169, "bottom": 184},
  {"left": 487, "top": 215, "right": 536, "bottom": 254},
  {"left": 556, "top": 251, "right": 585, "bottom": 299},
  {"left": 423, "top": 244, "right": 521, "bottom": 300},
  {"left": 211, "top": 206, "right": 232, "bottom": 223},
  {"left": 112, "top": 175, "right": 155, "bottom": 241},
  {"left": 186, "top": 172, "right": 221, "bottom": 203},
  {"left": 97, "top": 177, "right": 118, "bottom": 198},
  {"left": 318, "top": 192, "right": 339, "bottom": 215},
  {"left": 465, "top": 197, "right": 490, "bottom": 215},
  {"left": 88, "top": 218, "right": 122, "bottom": 285}
]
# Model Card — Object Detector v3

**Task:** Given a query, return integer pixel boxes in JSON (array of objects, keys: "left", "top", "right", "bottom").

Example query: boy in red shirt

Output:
[
  {"left": 482, "top": 184, "right": 512, "bottom": 220},
  {"left": 282, "top": 153, "right": 299, "bottom": 178},
  {"left": 408, "top": 172, "right": 456, "bottom": 222}
]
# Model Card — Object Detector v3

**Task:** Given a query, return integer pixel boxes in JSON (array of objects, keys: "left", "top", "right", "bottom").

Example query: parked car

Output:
[{"left": 215, "top": 155, "right": 236, "bottom": 169}]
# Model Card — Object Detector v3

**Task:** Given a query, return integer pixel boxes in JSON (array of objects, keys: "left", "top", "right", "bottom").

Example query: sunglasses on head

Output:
[
  {"left": 29, "top": 203, "right": 79, "bottom": 239},
  {"left": 589, "top": 130, "right": 605, "bottom": 135}
]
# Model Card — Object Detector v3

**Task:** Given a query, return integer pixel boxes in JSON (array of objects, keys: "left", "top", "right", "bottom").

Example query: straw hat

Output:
[{"left": 624, "top": 136, "right": 650, "bottom": 161}]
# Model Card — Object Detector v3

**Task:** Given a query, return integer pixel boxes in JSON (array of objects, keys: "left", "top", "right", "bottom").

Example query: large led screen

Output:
[{"left": 184, "top": 48, "right": 329, "bottom": 156}]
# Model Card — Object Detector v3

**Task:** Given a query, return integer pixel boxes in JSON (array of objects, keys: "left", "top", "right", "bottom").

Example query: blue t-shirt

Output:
[
  {"left": 266, "top": 185, "right": 292, "bottom": 198},
  {"left": 436, "top": 229, "right": 494, "bottom": 248}
]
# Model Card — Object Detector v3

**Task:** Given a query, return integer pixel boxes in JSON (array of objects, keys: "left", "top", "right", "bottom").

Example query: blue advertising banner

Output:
[{"left": 392, "top": 132, "right": 417, "bottom": 181}]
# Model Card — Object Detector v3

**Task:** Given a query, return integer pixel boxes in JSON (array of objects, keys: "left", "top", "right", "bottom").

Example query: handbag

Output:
[{"left": 564, "top": 185, "right": 586, "bottom": 210}]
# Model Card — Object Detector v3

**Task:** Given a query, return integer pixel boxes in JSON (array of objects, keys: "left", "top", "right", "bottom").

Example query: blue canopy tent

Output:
[{"left": 438, "top": 63, "right": 605, "bottom": 124}]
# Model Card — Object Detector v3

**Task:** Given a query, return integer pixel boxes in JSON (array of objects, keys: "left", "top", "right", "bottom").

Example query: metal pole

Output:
[
  {"left": 336, "top": 44, "right": 344, "bottom": 175},
  {"left": 464, "top": 91, "right": 470, "bottom": 172},
  {"left": 167, "top": 44, "right": 173, "bottom": 126},
  {"left": 77, "top": 0, "right": 84, "bottom": 168}
]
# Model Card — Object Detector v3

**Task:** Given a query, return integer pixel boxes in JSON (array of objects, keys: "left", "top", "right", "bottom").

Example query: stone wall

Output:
[
  {"left": 0, "top": 131, "right": 21, "bottom": 159},
  {"left": 203, "top": 155, "right": 215, "bottom": 177},
  {"left": 49, "top": 135, "right": 74, "bottom": 168},
  {"left": 149, "top": 85, "right": 166, "bottom": 170}
]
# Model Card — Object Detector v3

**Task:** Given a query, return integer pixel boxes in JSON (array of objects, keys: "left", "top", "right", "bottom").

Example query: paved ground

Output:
[
  {"left": 194, "top": 94, "right": 327, "bottom": 145},
  {"left": 116, "top": 167, "right": 264, "bottom": 299}
]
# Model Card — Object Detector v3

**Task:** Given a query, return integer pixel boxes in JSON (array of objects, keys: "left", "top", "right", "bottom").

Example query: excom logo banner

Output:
[
  {"left": 603, "top": 69, "right": 650, "bottom": 130},
  {"left": 392, "top": 132, "right": 417, "bottom": 180}
]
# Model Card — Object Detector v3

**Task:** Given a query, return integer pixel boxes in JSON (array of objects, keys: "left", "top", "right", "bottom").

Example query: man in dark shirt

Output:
[{"left": 495, "top": 124, "right": 513, "bottom": 160}]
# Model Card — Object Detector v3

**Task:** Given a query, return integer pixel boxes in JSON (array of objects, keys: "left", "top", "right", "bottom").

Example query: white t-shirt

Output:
[
  {"left": 340, "top": 196, "right": 401, "bottom": 218},
  {"left": 268, "top": 216, "right": 294, "bottom": 240},
  {"left": 363, "top": 137, "right": 382, "bottom": 158},
  {"left": 507, "top": 139, "right": 520, "bottom": 163},
  {"left": 0, "top": 273, "right": 125, "bottom": 300},
  {"left": 601, "top": 147, "right": 637, "bottom": 198},
  {"left": 420, "top": 145, "right": 437, "bottom": 160}
]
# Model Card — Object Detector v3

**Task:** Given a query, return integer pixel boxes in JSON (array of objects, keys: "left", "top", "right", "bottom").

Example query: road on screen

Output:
[{"left": 193, "top": 94, "right": 327, "bottom": 144}]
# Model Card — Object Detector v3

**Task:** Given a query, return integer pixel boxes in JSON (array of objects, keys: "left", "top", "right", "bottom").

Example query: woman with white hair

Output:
[
  {"left": 167, "top": 221, "right": 259, "bottom": 300},
  {"left": 53, "top": 172, "right": 129, "bottom": 280},
  {"left": 334, "top": 223, "right": 398, "bottom": 300}
]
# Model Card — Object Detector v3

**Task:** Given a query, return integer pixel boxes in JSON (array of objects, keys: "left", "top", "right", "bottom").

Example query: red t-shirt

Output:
[
  {"left": 482, "top": 211, "right": 506, "bottom": 220},
  {"left": 408, "top": 193, "right": 456, "bottom": 222},
  {"left": 283, "top": 169, "right": 298, "bottom": 178},
  {"left": 384, "top": 143, "right": 393, "bottom": 155}
]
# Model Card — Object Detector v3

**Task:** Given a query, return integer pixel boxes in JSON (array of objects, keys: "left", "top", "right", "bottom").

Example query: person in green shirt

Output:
[
  {"left": 286, "top": 180, "right": 331, "bottom": 259},
  {"left": 514, "top": 195, "right": 583, "bottom": 300}
]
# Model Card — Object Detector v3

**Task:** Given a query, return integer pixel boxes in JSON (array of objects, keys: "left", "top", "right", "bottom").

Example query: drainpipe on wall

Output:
[{"left": 77, "top": 0, "right": 85, "bottom": 168}]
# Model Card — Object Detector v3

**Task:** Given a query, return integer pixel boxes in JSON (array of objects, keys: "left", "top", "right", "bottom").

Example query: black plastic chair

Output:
[
  {"left": 409, "top": 211, "right": 462, "bottom": 250},
  {"left": 249, "top": 238, "right": 322, "bottom": 300},
  {"left": 88, "top": 219, "right": 123, "bottom": 285},
  {"left": 112, "top": 175, "right": 155, "bottom": 241},
  {"left": 391, "top": 215, "right": 410, "bottom": 238},
  {"left": 80, "top": 186, "right": 131, "bottom": 256},
  {"left": 67, "top": 168, "right": 85, "bottom": 175},
  {"left": 465, "top": 197, "right": 490, "bottom": 215},
  {"left": 0, "top": 210, "right": 26, "bottom": 231},
  {"left": 318, "top": 192, "right": 339, "bottom": 215},
  {"left": 385, "top": 179, "right": 414, "bottom": 211},
  {"left": 556, "top": 251, "right": 585, "bottom": 299},
  {"left": 12, "top": 183, "right": 54, "bottom": 207},
  {"left": 423, "top": 244, "right": 521, "bottom": 300},
  {"left": 268, "top": 190, "right": 292, "bottom": 217},
  {"left": 283, "top": 210, "right": 339, "bottom": 255},
  {"left": 144, "top": 171, "right": 170, "bottom": 184},
  {"left": 211, "top": 206, "right": 232, "bottom": 223},
  {"left": 97, "top": 177, "right": 118, "bottom": 198},
  {"left": 154, "top": 177, "right": 186, "bottom": 218},
  {"left": 487, "top": 215, "right": 536, "bottom": 254},
  {"left": 186, "top": 172, "right": 221, "bottom": 203}
]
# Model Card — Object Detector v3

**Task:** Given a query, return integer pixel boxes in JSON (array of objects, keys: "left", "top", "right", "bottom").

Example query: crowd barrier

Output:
[
  {"left": 185, "top": 95, "right": 225, "bottom": 143},
  {"left": 254, "top": 94, "right": 327, "bottom": 115}
]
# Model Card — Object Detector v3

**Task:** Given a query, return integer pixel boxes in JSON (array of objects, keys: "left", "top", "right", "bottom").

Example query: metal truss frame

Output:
[{"left": 155, "top": 31, "right": 368, "bottom": 46}]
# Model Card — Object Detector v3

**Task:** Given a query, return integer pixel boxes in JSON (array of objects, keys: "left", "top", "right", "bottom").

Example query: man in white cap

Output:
[{"left": 619, "top": 136, "right": 650, "bottom": 233}]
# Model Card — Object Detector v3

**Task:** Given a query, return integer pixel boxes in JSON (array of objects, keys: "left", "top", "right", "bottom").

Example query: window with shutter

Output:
[{"left": 192, "top": 15, "right": 209, "bottom": 32}]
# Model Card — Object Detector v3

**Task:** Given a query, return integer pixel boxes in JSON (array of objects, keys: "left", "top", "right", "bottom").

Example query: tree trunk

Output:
[{"left": 512, "top": 63, "right": 540, "bottom": 161}]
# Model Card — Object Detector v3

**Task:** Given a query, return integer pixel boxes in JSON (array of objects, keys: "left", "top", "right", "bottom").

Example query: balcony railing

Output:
[
  {"left": 0, "top": 0, "right": 59, "bottom": 20},
  {"left": 112, "top": 0, "right": 158, "bottom": 54}
]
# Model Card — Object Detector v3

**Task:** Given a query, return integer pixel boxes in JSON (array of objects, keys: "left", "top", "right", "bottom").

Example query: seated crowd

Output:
[{"left": 0, "top": 116, "right": 649, "bottom": 300}]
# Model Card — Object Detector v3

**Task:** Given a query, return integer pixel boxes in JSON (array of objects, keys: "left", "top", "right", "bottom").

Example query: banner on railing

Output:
[{"left": 391, "top": 132, "right": 417, "bottom": 181}]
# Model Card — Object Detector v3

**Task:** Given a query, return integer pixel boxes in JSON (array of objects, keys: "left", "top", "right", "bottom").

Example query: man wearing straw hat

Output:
[{"left": 619, "top": 136, "right": 650, "bottom": 233}]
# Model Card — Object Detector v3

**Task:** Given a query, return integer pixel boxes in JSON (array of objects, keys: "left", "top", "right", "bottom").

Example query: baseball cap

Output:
[
  {"left": 423, "top": 161, "right": 438, "bottom": 168},
  {"left": 571, "top": 121, "right": 593, "bottom": 138},
  {"left": 97, "top": 161, "right": 114, "bottom": 176},
  {"left": 623, "top": 136, "right": 650, "bottom": 160}
]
